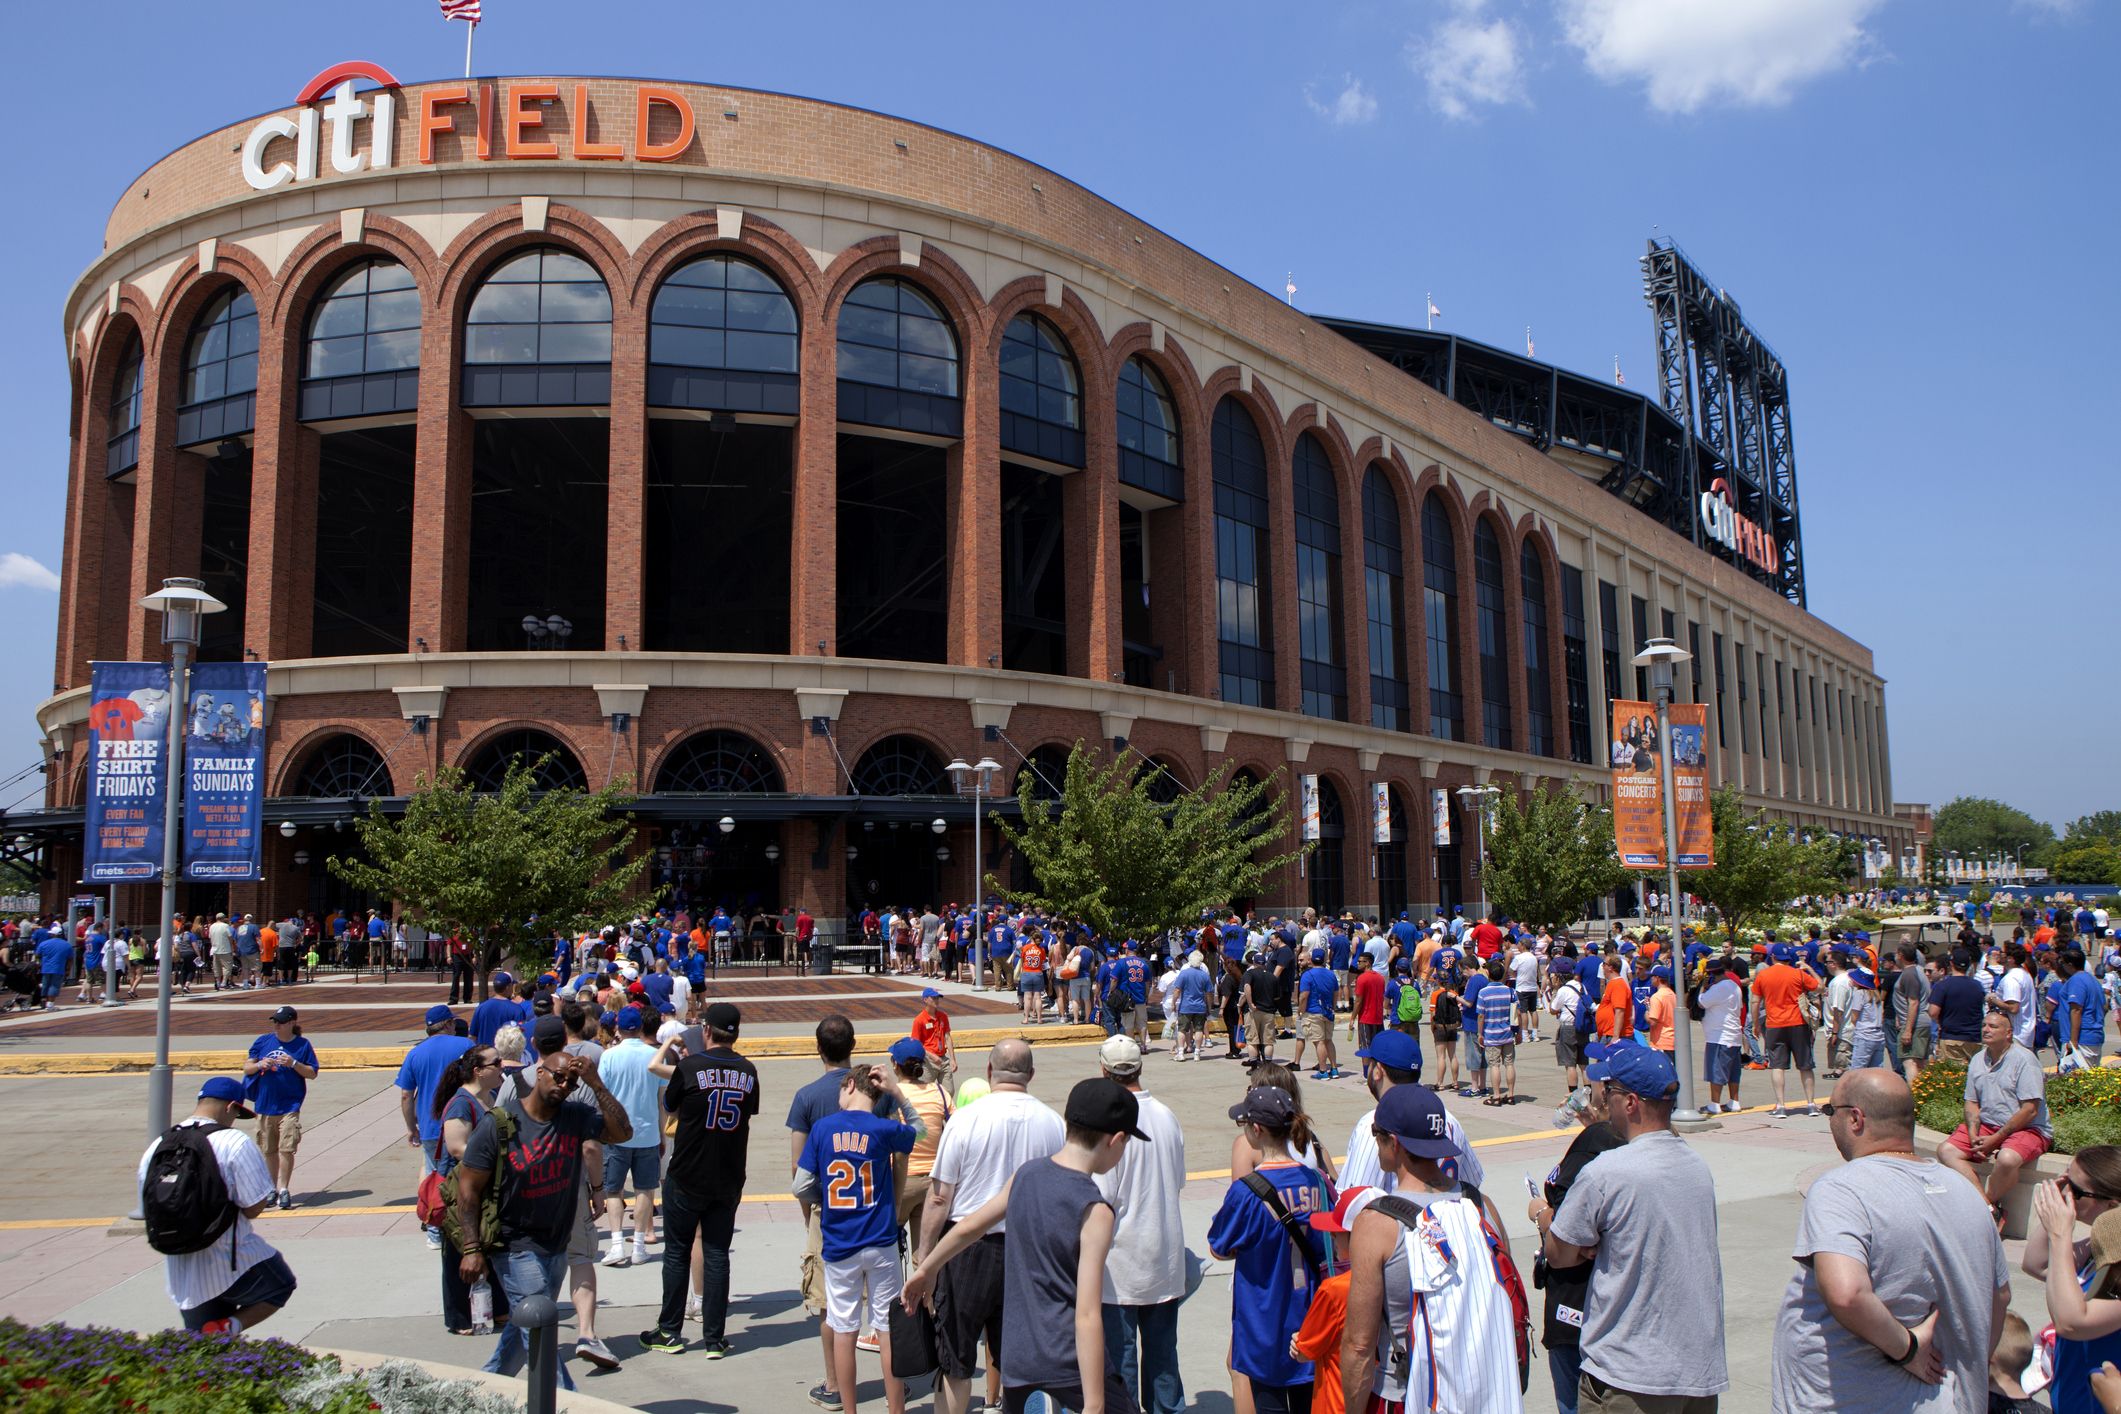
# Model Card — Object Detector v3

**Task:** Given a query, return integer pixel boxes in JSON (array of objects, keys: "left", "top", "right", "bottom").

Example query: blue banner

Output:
[
  {"left": 83, "top": 661, "right": 173, "bottom": 883},
  {"left": 181, "top": 662, "right": 268, "bottom": 882}
]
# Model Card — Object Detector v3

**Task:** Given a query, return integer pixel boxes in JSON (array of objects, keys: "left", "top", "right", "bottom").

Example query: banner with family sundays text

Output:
[
  {"left": 83, "top": 661, "right": 172, "bottom": 882},
  {"left": 181, "top": 662, "right": 267, "bottom": 881},
  {"left": 1609, "top": 700, "right": 1713, "bottom": 869}
]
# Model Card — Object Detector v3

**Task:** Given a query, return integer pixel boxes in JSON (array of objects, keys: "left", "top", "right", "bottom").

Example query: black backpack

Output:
[{"left": 142, "top": 1122, "right": 239, "bottom": 1268}]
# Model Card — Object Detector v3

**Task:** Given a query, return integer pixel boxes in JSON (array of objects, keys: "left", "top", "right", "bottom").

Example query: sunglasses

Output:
[
  {"left": 2063, "top": 1175, "right": 2121, "bottom": 1204},
  {"left": 1817, "top": 1102, "right": 1854, "bottom": 1118}
]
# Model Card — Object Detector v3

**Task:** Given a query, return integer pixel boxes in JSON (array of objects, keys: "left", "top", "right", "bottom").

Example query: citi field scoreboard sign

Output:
[
  {"left": 240, "top": 62, "right": 702, "bottom": 191},
  {"left": 1698, "top": 477, "right": 1781, "bottom": 576}
]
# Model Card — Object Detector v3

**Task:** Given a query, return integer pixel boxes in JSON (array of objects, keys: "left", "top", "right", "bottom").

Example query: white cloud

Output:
[
  {"left": 1557, "top": 0, "right": 1886, "bottom": 113},
  {"left": 1306, "top": 75, "right": 1381, "bottom": 126},
  {"left": 1410, "top": 0, "right": 1528, "bottom": 120},
  {"left": 2015, "top": 0, "right": 2084, "bottom": 16},
  {"left": 0, "top": 553, "right": 57, "bottom": 592}
]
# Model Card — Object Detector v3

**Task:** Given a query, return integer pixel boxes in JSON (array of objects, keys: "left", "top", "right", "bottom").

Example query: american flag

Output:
[
  {"left": 1525, "top": 326, "right": 1535, "bottom": 358},
  {"left": 1285, "top": 273, "right": 1297, "bottom": 304},
  {"left": 1427, "top": 298, "right": 1442, "bottom": 320},
  {"left": 1614, "top": 355, "right": 1626, "bottom": 386},
  {"left": 441, "top": 0, "right": 480, "bottom": 21}
]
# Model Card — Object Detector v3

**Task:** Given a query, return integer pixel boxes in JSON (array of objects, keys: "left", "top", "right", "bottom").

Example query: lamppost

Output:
[
  {"left": 1631, "top": 635, "right": 1704, "bottom": 1124},
  {"left": 2016, "top": 841, "right": 2029, "bottom": 884},
  {"left": 947, "top": 757, "right": 1001, "bottom": 988},
  {"left": 138, "top": 577, "right": 227, "bottom": 1139},
  {"left": 1454, "top": 784, "right": 1500, "bottom": 917}
]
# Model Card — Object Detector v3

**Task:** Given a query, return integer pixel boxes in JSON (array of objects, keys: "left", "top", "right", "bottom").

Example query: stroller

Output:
[{"left": 2, "top": 958, "right": 47, "bottom": 1011}]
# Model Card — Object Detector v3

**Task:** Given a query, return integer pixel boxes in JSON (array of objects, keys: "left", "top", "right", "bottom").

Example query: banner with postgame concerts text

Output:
[
  {"left": 1609, "top": 699, "right": 1713, "bottom": 869},
  {"left": 83, "top": 661, "right": 172, "bottom": 882},
  {"left": 181, "top": 662, "right": 268, "bottom": 881}
]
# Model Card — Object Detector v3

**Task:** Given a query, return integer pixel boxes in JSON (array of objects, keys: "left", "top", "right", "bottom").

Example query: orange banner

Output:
[{"left": 1610, "top": 701, "right": 1714, "bottom": 869}]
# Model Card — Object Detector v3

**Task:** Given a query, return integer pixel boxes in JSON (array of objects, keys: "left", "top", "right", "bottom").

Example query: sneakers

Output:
[
  {"left": 631, "top": 1242, "right": 651, "bottom": 1266},
  {"left": 198, "top": 1316, "right": 243, "bottom": 1337},
  {"left": 277, "top": 1190, "right": 295, "bottom": 1210},
  {"left": 1745, "top": 1061, "right": 1770, "bottom": 1071},
  {"left": 687, "top": 1295, "right": 703, "bottom": 1322},
  {"left": 601, "top": 1245, "right": 633, "bottom": 1268},
  {"left": 1769, "top": 1105, "right": 1789, "bottom": 1118},
  {"left": 424, "top": 1228, "right": 444, "bottom": 1251},
  {"left": 854, "top": 1331, "right": 881, "bottom": 1354},
  {"left": 1803, "top": 1104, "right": 1822, "bottom": 1117},
  {"left": 701, "top": 1337, "right": 731, "bottom": 1360},
  {"left": 575, "top": 1336, "right": 621, "bottom": 1370},
  {"left": 638, "top": 1328, "right": 687, "bottom": 1355},
  {"left": 809, "top": 1384, "right": 844, "bottom": 1411}
]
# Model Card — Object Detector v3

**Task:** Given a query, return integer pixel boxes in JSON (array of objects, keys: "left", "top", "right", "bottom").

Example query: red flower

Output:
[{"left": 20, "top": 1376, "right": 47, "bottom": 1389}]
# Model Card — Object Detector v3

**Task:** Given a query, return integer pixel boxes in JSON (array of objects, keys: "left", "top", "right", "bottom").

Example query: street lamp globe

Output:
[
  {"left": 930, "top": 817, "right": 947, "bottom": 835},
  {"left": 279, "top": 820, "right": 296, "bottom": 838},
  {"left": 718, "top": 816, "right": 735, "bottom": 834}
]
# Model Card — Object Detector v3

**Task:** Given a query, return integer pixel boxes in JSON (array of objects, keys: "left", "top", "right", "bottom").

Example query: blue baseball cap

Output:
[
  {"left": 1356, "top": 1028, "right": 1421, "bottom": 1071},
  {"left": 1373, "top": 1084, "right": 1459, "bottom": 1159},
  {"left": 922, "top": 988, "right": 943, "bottom": 1000},
  {"left": 197, "top": 1076, "right": 252, "bottom": 1116},
  {"left": 616, "top": 1005, "right": 643, "bottom": 1031},
  {"left": 1588, "top": 1042, "right": 1679, "bottom": 1101},
  {"left": 888, "top": 1036, "right": 928, "bottom": 1066},
  {"left": 1770, "top": 943, "right": 1797, "bottom": 964},
  {"left": 492, "top": 970, "right": 513, "bottom": 988},
  {"left": 599, "top": 1011, "right": 618, "bottom": 1029},
  {"left": 424, "top": 1004, "right": 455, "bottom": 1026},
  {"left": 1548, "top": 957, "right": 1575, "bottom": 975},
  {"left": 1310, "top": 947, "right": 1325, "bottom": 961},
  {"left": 1851, "top": 968, "right": 1876, "bottom": 990},
  {"left": 1650, "top": 965, "right": 1673, "bottom": 982},
  {"left": 1618, "top": 940, "right": 1638, "bottom": 955}
]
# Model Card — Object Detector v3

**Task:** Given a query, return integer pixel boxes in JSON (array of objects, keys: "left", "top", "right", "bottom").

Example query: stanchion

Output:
[{"left": 512, "top": 1292, "right": 559, "bottom": 1414}]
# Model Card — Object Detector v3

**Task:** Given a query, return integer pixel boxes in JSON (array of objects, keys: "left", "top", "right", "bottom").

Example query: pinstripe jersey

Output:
[{"left": 1369, "top": 1191, "right": 1523, "bottom": 1413}]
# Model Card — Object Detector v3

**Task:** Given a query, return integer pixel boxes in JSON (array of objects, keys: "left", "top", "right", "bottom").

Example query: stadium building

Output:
[{"left": 23, "top": 65, "right": 1910, "bottom": 932}]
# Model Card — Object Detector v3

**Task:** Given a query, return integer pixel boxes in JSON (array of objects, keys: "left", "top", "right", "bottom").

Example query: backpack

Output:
[
  {"left": 1572, "top": 979, "right": 1599, "bottom": 1038},
  {"left": 441, "top": 1100, "right": 519, "bottom": 1255},
  {"left": 1239, "top": 1171, "right": 1327, "bottom": 1288},
  {"left": 142, "top": 1123, "right": 239, "bottom": 1269},
  {"left": 1372, "top": 1185, "right": 1533, "bottom": 1394},
  {"left": 1397, "top": 983, "right": 1424, "bottom": 1025},
  {"left": 1431, "top": 987, "right": 1461, "bottom": 1028}
]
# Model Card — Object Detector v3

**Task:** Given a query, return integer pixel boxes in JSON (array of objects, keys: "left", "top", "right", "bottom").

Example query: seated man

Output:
[{"left": 1936, "top": 1002, "right": 2052, "bottom": 1229}]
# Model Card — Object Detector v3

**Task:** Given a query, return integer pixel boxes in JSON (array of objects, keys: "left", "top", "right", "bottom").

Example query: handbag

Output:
[
  {"left": 888, "top": 1294, "right": 939, "bottom": 1379},
  {"left": 416, "top": 1140, "right": 449, "bottom": 1227}
]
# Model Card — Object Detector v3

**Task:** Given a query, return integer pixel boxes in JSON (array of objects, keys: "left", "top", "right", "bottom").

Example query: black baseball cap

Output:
[
  {"left": 531, "top": 1014, "right": 568, "bottom": 1055},
  {"left": 268, "top": 1005, "right": 298, "bottom": 1024},
  {"left": 1065, "top": 1077, "right": 1152, "bottom": 1141},
  {"left": 1228, "top": 1085, "right": 1298, "bottom": 1128},
  {"left": 704, "top": 1001, "right": 741, "bottom": 1034}
]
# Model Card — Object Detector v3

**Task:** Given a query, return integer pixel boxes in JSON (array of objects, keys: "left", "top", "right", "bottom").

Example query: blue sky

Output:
[{"left": 3, "top": 0, "right": 2114, "bottom": 827}]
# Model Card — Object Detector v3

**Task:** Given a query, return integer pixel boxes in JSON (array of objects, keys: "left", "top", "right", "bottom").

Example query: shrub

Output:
[{"left": 1911, "top": 1058, "right": 2121, "bottom": 1156}]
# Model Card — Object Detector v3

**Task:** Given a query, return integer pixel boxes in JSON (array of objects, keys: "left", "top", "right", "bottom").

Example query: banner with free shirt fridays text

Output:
[
  {"left": 1609, "top": 699, "right": 1714, "bottom": 869},
  {"left": 83, "top": 661, "right": 173, "bottom": 882},
  {"left": 181, "top": 662, "right": 268, "bottom": 881}
]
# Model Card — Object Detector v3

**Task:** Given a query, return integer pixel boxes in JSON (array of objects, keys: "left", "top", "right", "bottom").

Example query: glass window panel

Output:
[
  {"left": 191, "top": 321, "right": 228, "bottom": 365},
  {"left": 227, "top": 314, "right": 260, "bottom": 358},
  {"left": 845, "top": 280, "right": 897, "bottom": 310},
  {"left": 1037, "top": 350, "right": 1074, "bottom": 393},
  {"left": 897, "top": 315, "right": 957, "bottom": 359},
  {"left": 466, "top": 324, "right": 538, "bottom": 364},
  {"left": 668, "top": 259, "right": 723, "bottom": 289},
  {"left": 368, "top": 261, "right": 415, "bottom": 292},
  {"left": 1039, "top": 387, "right": 1077, "bottom": 428},
  {"left": 725, "top": 330, "right": 798, "bottom": 373},
  {"left": 837, "top": 343, "right": 896, "bottom": 386},
  {"left": 485, "top": 251, "right": 543, "bottom": 282},
  {"left": 838, "top": 304, "right": 900, "bottom": 349},
  {"left": 539, "top": 251, "right": 598, "bottom": 282},
  {"left": 538, "top": 280, "right": 612, "bottom": 323},
  {"left": 655, "top": 285, "right": 722, "bottom": 328},
  {"left": 654, "top": 325, "right": 723, "bottom": 368},
  {"left": 999, "top": 339, "right": 1035, "bottom": 378},
  {"left": 224, "top": 351, "right": 258, "bottom": 396},
  {"left": 187, "top": 360, "right": 226, "bottom": 403},
  {"left": 726, "top": 261, "right": 776, "bottom": 292},
  {"left": 1000, "top": 378, "right": 1039, "bottom": 417},
  {"left": 365, "top": 328, "right": 420, "bottom": 371},
  {"left": 467, "top": 282, "right": 539, "bottom": 323},
  {"left": 899, "top": 352, "right": 957, "bottom": 396},
  {"left": 364, "top": 287, "right": 421, "bottom": 331},
  {"left": 309, "top": 297, "right": 366, "bottom": 339},
  {"left": 724, "top": 288, "right": 796, "bottom": 332},
  {"left": 305, "top": 335, "right": 365, "bottom": 379},
  {"left": 538, "top": 322, "right": 611, "bottom": 363}
]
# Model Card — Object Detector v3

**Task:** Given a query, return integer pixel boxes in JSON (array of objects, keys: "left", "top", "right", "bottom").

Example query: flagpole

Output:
[
  {"left": 1426, "top": 292, "right": 1433, "bottom": 331},
  {"left": 463, "top": 18, "right": 475, "bottom": 79}
]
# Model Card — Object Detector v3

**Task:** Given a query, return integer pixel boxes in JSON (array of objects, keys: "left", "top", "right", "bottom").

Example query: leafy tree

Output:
[
  {"left": 989, "top": 742, "right": 1307, "bottom": 941},
  {"left": 2065, "top": 812, "right": 2121, "bottom": 846},
  {"left": 1477, "top": 785, "right": 1631, "bottom": 932},
  {"left": 2049, "top": 840, "right": 2121, "bottom": 887},
  {"left": 1932, "top": 796, "right": 2056, "bottom": 868},
  {"left": 328, "top": 755, "right": 659, "bottom": 996},
  {"left": 1682, "top": 786, "right": 1844, "bottom": 941}
]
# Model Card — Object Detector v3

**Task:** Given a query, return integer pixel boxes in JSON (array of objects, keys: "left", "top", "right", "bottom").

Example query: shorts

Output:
[
  {"left": 1018, "top": 974, "right": 1045, "bottom": 994},
  {"left": 1937, "top": 1038, "right": 1980, "bottom": 1065},
  {"left": 39, "top": 975, "right": 62, "bottom": 1000},
  {"left": 1250, "top": 1009, "right": 1279, "bottom": 1045},
  {"left": 823, "top": 1243, "right": 903, "bottom": 1335},
  {"left": 1431, "top": 1023, "right": 1460, "bottom": 1045},
  {"left": 1766, "top": 1024, "right": 1815, "bottom": 1072},
  {"left": 1703, "top": 1043, "right": 1743, "bottom": 1087},
  {"left": 567, "top": 1187, "right": 600, "bottom": 1262},
  {"left": 1555, "top": 1026, "right": 1587, "bottom": 1067},
  {"left": 1483, "top": 1040, "right": 1516, "bottom": 1064},
  {"left": 1947, "top": 1122, "right": 2053, "bottom": 1166},
  {"left": 255, "top": 1110, "right": 303, "bottom": 1158},
  {"left": 1069, "top": 978, "right": 1093, "bottom": 1005},
  {"left": 934, "top": 1230, "right": 1007, "bottom": 1377},
  {"left": 1301, "top": 1014, "right": 1330, "bottom": 1045},
  {"left": 801, "top": 1208, "right": 827, "bottom": 1315},
  {"left": 603, "top": 1143, "right": 662, "bottom": 1193},
  {"left": 1466, "top": 1041, "right": 1487, "bottom": 1070},
  {"left": 1517, "top": 990, "right": 1540, "bottom": 1016},
  {"left": 1357, "top": 1022, "right": 1381, "bottom": 1053},
  {"left": 1003, "top": 1372, "right": 1142, "bottom": 1414},
  {"left": 1179, "top": 1012, "right": 1206, "bottom": 1035},
  {"left": 180, "top": 1253, "right": 298, "bottom": 1329},
  {"left": 1900, "top": 1026, "right": 1934, "bottom": 1062},
  {"left": 1251, "top": 1381, "right": 1316, "bottom": 1414},
  {"left": 1128, "top": 1004, "right": 1149, "bottom": 1036}
]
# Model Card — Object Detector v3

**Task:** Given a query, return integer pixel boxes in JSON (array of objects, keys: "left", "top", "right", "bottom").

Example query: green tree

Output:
[
  {"left": 1477, "top": 785, "right": 1631, "bottom": 932},
  {"left": 2049, "top": 840, "right": 2121, "bottom": 887},
  {"left": 327, "top": 755, "right": 659, "bottom": 995},
  {"left": 989, "top": 742, "right": 1307, "bottom": 940},
  {"left": 1932, "top": 796, "right": 2056, "bottom": 869},
  {"left": 2065, "top": 812, "right": 2121, "bottom": 846},
  {"left": 1682, "top": 786, "right": 1844, "bottom": 941}
]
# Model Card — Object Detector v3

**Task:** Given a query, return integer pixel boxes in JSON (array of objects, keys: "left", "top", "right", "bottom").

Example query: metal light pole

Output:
[
  {"left": 1633, "top": 636, "right": 1703, "bottom": 1124},
  {"left": 138, "top": 577, "right": 226, "bottom": 1139},
  {"left": 947, "top": 757, "right": 1001, "bottom": 988},
  {"left": 1455, "top": 784, "right": 1499, "bottom": 916}
]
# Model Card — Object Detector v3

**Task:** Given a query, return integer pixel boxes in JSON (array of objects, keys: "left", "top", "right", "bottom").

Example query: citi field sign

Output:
[
  {"left": 240, "top": 62, "right": 699, "bottom": 191},
  {"left": 1698, "top": 477, "right": 1780, "bottom": 575}
]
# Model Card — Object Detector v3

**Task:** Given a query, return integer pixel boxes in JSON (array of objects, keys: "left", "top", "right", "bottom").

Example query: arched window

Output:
[
  {"left": 1293, "top": 433, "right": 1347, "bottom": 722},
  {"left": 849, "top": 735, "right": 950, "bottom": 797},
  {"left": 648, "top": 254, "right": 800, "bottom": 414},
  {"left": 177, "top": 287, "right": 258, "bottom": 446},
  {"left": 1116, "top": 357, "right": 1182, "bottom": 501},
  {"left": 290, "top": 734, "right": 389, "bottom": 798},
  {"left": 837, "top": 277, "right": 962, "bottom": 436},
  {"left": 107, "top": 336, "right": 143, "bottom": 476},
  {"left": 654, "top": 731, "right": 786, "bottom": 794},
  {"left": 462, "top": 247, "right": 612, "bottom": 407},
  {"left": 1522, "top": 544, "right": 1555, "bottom": 758},
  {"left": 301, "top": 259, "right": 420, "bottom": 421},
  {"left": 999, "top": 314, "right": 1083, "bottom": 466},
  {"left": 1308, "top": 777, "right": 1345, "bottom": 915},
  {"left": 461, "top": 729, "right": 588, "bottom": 792},
  {"left": 1014, "top": 744, "right": 1073, "bottom": 802},
  {"left": 1363, "top": 467, "right": 1408, "bottom": 731},
  {"left": 1474, "top": 520, "right": 1512, "bottom": 750},
  {"left": 1140, "top": 757, "right": 1187, "bottom": 806},
  {"left": 1422, "top": 493, "right": 1463, "bottom": 741},
  {"left": 1212, "top": 398, "right": 1273, "bottom": 707}
]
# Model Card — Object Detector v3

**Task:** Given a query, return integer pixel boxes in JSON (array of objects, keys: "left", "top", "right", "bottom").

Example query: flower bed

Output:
[
  {"left": 0, "top": 1320, "right": 523, "bottom": 1414},
  {"left": 1912, "top": 1061, "right": 2121, "bottom": 1155}
]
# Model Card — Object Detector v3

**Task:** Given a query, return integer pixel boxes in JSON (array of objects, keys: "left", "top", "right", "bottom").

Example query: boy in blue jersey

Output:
[
  {"left": 1475, "top": 959, "right": 1518, "bottom": 1104},
  {"left": 1459, "top": 962, "right": 1490, "bottom": 1098},
  {"left": 1109, "top": 941, "right": 1151, "bottom": 1048},
  {"left": 794, "top": 1064, "right": 924, "bottom": 1414},
  {"left": 1208, "top": 1085, "right": 1326, "bottom": 1414},
  {"left": 1297, "top": 948, "right": 1341, "bottom": 1080}
]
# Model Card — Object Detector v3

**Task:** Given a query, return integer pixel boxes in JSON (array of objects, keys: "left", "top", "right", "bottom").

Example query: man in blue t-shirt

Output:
[
  {"left": 794, "top": 1065, "right": 920, "bottom": 1414},
  {"left": 2058, "top": 948, "right": 2107, "bottom": 1060},
  {"left": 471, "top": 972, "right": 525, "bottom": 1047},
  {"left": 396, "top": 1004, "right": 472, "bottom": 1242},
  {"left": 1174, "top": 950, "right": 1214, "bottom": 1061},
  {"left": 1296, "top": 948, "right": 1341, "bottom": 1079},
  {"left": 34, "top": 927, "right": 73, "bottom": 1006},
  {"left": 1390, "top": 911, "right": 1421, "bottom": 963},
  {"left": 1459, "top": 963, "right": 1490, "bottom": 1097},
  {"left": 245, "top": 1004, "right": 320, "bottom": 1209},
  {"left": 1208, "top": 1085, "right": 1325, "bottom": 1411},
  {"left": 1108, "top": 942, "right": 1151, "bottom": 1047},
  {"left": 985, "top": 917, "right": 1017, "bottom": 990}
]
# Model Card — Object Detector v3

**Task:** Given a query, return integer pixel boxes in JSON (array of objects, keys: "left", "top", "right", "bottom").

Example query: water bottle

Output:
[
  {"left": 1551, "top": 1085, "right": 1589, "bottom": 1130},
  {"left": 470, "top": 1278, "right": 493, "bottom": 1334}
]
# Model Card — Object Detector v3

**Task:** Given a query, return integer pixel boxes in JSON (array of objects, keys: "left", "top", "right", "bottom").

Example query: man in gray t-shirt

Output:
[
  {"left": 1548, "top": 1044, "right": 1729, "bottom": 1406},
  {"left": 1773, "top": 1069, "right": 2009, "bottom": 1414},
  {"left": 1966, "top": 1040, "right": 2051, "bottom": 1138}
]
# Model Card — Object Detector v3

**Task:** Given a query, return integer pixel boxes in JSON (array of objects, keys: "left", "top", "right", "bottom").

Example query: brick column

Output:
[
  {"left": 244, "top": 317, "right": 319, "bottom": 660},
  {"left": 1266, "top": 440, "right": 1300, "bottom": 717},
  {"left": 126, "top": 351, "right": 192, "bottom": 658},
  {"left": 605, "top": 293, "right": 647, "bottom": 651},
  {"left": 1338, "top": 466, "right": 1371, "bottom": 727},
  {"left": 409, "top": 306, "right": 471, "bottom": 652},
  {"left": 1069, "top": 379, "right": 1122, "bottom": 683},
  {"left": 949, "top": 340, "right": 1002, "bottom": 668},
  {"left": 792, "top": 323, "right": 837, "bottom": 657}
]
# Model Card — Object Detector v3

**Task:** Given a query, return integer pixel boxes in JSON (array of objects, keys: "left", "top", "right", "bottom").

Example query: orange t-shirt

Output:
[
  {"left": 258, "top": 926, "right": 279, "bottom": 963},
  {"left": 1751, "top": 964, "right": 1819, "bottom": 1029},
  {"left": 913, "top": 1008, "right": 951, "bottom": 1058},
  {"left": 2033, "top": 925, "right": 2057, "bottom": 948},
  {"left": 1291, "top": 1270, "right": 1351, "bottom": 1414},
  {"left": 1646, "top": 988, "right": 1675, "bottom": 1051},
  {"left": 1597, "top": 977, "right": 1635, "bottom": 1039},
  {"left": 1019, "top": 942, "right": 1046, "bottom": 975},
  {"left": 1413, "top": 937, "right": 1441, "bottom": 980}
]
